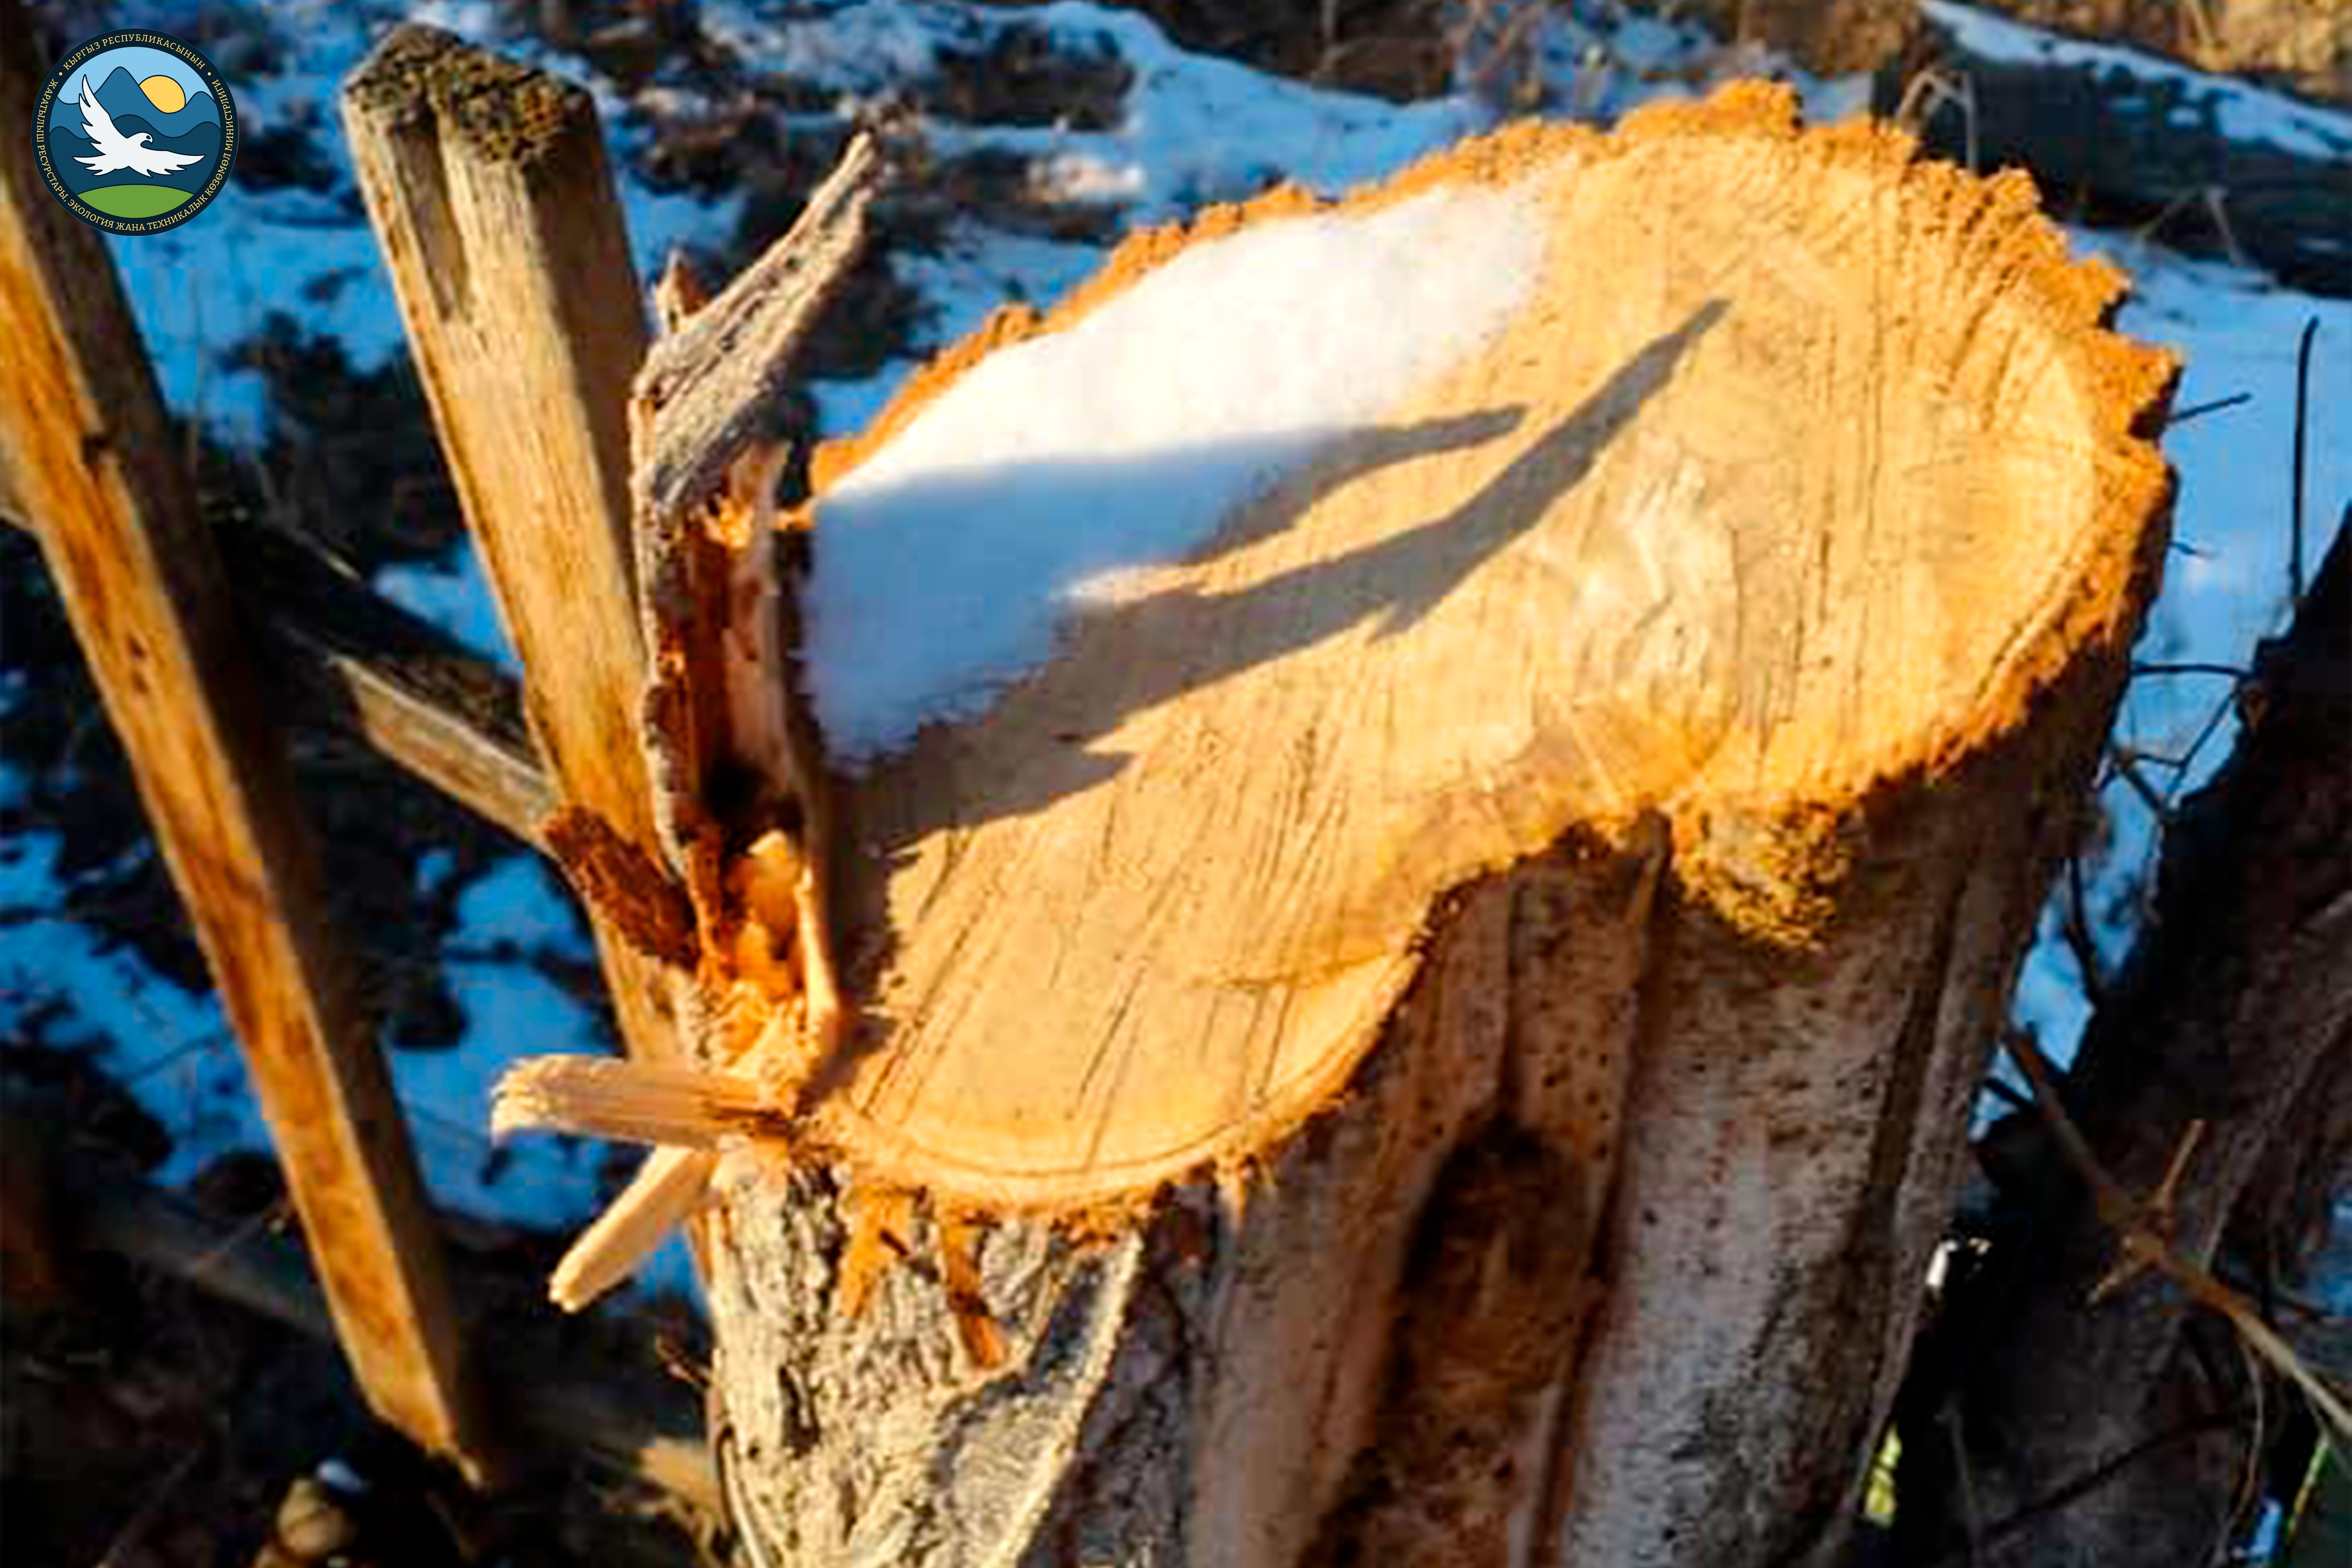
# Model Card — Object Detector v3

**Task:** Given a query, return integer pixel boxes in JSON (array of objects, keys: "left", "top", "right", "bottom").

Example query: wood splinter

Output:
[
  {"left": 493, "top": 133, "right": 879, "bottom": 1310},
  {"left": 493, "top": 440, "right": 841, "bottom": 1308}
]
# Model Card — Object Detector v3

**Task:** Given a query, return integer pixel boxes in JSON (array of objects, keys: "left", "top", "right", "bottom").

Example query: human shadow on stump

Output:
[{"left": 839, "top": 298, "right": 1728, "bottom": 858}]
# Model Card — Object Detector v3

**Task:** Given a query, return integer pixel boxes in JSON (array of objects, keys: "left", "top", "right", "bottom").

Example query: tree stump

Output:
[{"left": 523, "top": 85, "right": 2178, "bottom": 1564}]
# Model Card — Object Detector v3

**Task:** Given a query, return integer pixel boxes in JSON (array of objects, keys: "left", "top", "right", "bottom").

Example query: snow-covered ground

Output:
[
  {"left": 2008, "top": 238, "right": 2350, "bottom": 1068},
  {"left": 3, "top": 1, "right": 2346, "bottom": 1307}
]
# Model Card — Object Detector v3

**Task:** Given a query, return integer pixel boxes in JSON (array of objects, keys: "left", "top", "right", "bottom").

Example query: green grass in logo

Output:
[{"left": 82, "top": 184, "right": 193, "bottom": 219}]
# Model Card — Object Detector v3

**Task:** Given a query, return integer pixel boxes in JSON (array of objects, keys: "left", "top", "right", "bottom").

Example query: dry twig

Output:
[{"left": 2004, "top": 1029, "right": 2352, "bottom": 1448}]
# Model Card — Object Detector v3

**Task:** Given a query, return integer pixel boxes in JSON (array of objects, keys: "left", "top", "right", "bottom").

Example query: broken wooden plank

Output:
[
  {"left": 0, "top": 23, "right": 489, "bottom": 1481},
  {"left": 3, "top": 498, "right": 557, "bottom": 848},
  {"left": 342, "top": 24, "right": 679, "bottom": 1063},
  {"left": 224, "top": 524, "right": 556, "bottom": 847}
]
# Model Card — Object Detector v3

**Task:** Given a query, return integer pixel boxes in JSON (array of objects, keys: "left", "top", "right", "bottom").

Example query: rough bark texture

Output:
[
  {"left": 1552, "top": 736, "right": 2120, "bottom": 1564},
  {"left": 676, "top": 88, "right": 2177, "bottom": 1568},
  {"left": 1896, "top": 521, "right": 2352, "bottom": 1566},
  {"left": 709, "top": 830, "right": 1665, "bottom": 1568}
]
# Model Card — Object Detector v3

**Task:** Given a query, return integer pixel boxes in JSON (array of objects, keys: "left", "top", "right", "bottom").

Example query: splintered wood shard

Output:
[
  {"left": 547, "top": 1147, "right": 720, "bottom": 1312},
  {"left": 635, "top": 134, "right": 878, "bottom": 523},
  {"left": 626, "top": 135, "right": 874, "bottom": 1063},
  {"left": 493, "top": 1056, "right": 780, "bottom": 1149}
]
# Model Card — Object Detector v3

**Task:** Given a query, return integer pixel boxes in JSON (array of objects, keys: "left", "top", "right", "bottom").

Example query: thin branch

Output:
[
  {"left": 2089, "top": 1118, "right": 2202, "bottom": 1304},
  {"left": 2200, "top": 187, "right": 2248, "bottom": 271},
  {"left": 2130, "top": 185, "right": 2202, "bottom": 249},
  {"left": 1895, "top": 67, "right": 1979, "bottom": 171},
  {"left": 2107, "top": 745, "right": 2173, "bottom": 820},
  {"left": 1980, "top": 1073, "right": 2033, "bottom": 1115},
  {"left": 2163, "top": 693, "right": 2242, "bottom": 810},
  {"left": 1918, "top": 1412, "right": 2241, "bottom": 1568},
  {"left": 2164, "top": 392, "right": 2250, "bottom": 428},
  {"left": 2220, "top": 1334, "right": 2269, "bottom": 1568},
  {"left": 2290, "top": 317, "right": 2317, "bottom": 605},
  {"left": 2060, "top": 850, "right": 2109, "bottom": 1007},
  {"left": 2004, "top": 1031, "right": 2352, "bottom": 1449}
]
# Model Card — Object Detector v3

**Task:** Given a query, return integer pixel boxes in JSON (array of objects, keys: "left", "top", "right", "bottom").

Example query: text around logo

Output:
[{"left": 33, "top": 30, "right": 239, "bottom": 236}]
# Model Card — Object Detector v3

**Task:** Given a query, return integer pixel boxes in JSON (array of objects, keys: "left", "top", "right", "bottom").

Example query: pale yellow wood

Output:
[
  {"left": 0, "top": 24, "right": 486, "bottom": 1478},
  {"left": 223, "top": 524, "right": 555, "bottom": 846},
  {"left": 806, "top": 94, "right": 2176, "bottom": 1207},
  {"left": 341, "top": 25, "right": 677, "bottom": 1063}
]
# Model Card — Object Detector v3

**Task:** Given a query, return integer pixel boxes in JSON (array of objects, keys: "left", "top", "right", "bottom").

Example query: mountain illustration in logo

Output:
[{"left": 46, "top": 63, "right": 225, "bottom": 218}]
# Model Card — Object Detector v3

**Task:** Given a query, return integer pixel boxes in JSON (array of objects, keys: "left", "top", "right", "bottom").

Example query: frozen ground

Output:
[
  {"left": 2007, "top": 236, "right": 2350, "bottom": 1069},
  {"left": 2, "top": 0, "right": 2346, "bottom": 1304}
]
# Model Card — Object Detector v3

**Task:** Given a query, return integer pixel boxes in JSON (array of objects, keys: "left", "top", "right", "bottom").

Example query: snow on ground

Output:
[
  {"left": 808, "top": 177, "right": 1547, "bottom": 759},
  {"left": 2007, "top": 243, "right": 2350, "bottom": 1070},
  {"left": 6, "top": 0, "right": 2344, "bottom": 1301},
  {"left": 0, "top": 808, "right": 601, "bottom": 1211},
  {"left": 927, "top": 1, "right": 1472, "bottom": 212},
  {"left": 784, "top": 0, "right": 1869, "bottom": 442}
]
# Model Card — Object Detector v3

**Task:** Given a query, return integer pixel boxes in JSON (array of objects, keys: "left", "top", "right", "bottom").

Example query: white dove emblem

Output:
[{"left": 73, "top": 76, "right": 203, "bottom": 178}]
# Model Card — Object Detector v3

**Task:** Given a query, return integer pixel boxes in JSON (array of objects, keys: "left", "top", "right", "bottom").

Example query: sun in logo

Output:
[{"left": 34, "top": 32, "right": 238, "bottom": 235}]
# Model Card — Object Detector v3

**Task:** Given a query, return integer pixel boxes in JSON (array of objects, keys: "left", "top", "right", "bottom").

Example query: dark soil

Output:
[
  {"left": 0, "top": 1042, "right": 713, "bottom": 1568},
  {"left": 1097, "top": 0, "right": 1457, "bottom": 101}
]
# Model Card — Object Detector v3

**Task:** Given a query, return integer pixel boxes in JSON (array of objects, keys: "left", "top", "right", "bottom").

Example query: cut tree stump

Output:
[{"left": 507, "top": 85, "right": 2178, "bottom": 1564}]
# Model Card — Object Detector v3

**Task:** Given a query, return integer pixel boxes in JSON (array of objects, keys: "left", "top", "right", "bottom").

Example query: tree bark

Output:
[
  {"left": 1637, "top": 0, "right": 2352, "bottom": 294},
  {"left": 1896, "top": 519, "right": 2352, "bottom": 1566},
  {"left": 641, "top": 87, "right": 2177, "bottom": 1567}
]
